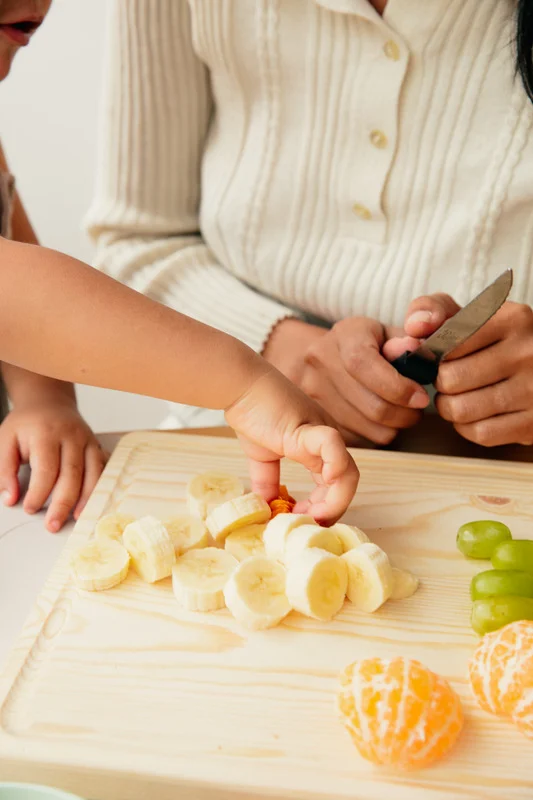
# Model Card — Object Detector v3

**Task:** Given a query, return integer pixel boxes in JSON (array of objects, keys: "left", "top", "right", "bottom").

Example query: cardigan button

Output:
[
  {"left": 383, "top": 40, "right": 400, "bottom": 60},
  {"left": 370, "top": 129, "right": 388, "bottom": 149},
  {"left": 352, "top": 203, "right": 372, "bottom": 221}
]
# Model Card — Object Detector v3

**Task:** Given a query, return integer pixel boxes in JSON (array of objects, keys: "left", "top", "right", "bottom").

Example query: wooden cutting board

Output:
[{"left": 1, "top": 431, "right": 532, "bottom": 800}]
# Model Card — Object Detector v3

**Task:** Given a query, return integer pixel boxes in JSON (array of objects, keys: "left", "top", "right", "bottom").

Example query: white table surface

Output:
[{"left": 0, "top": 432, "right": 121, "bottom": 667}]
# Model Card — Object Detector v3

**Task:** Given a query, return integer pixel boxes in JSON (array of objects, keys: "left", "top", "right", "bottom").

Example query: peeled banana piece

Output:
[
  {"left": 224, "top": 556, "right": 292, "bottom": 630},
  {"left": 328, "top": 522, "right": 369, "bottom": 552},
  {"left": 187, "top": 471, "right": 244, "bottom": 519},
  {"left": 286, "top": 548, "right": 348, "bottom": 621},
  {"left": 263, "top": 513, "right": 314, "bottom": 561},
  {"left": 390, "top": 567, "right": 420, "bottom": 600},
  {"left": 94, "top": 513, "right": 136, "bottom": 544},
  {"left": 172, "top": 547, "right": 238, "bottom": 611},
  {"left": 206, "top": 492, "right": 271, "bottom": 544},
  {"left": 123, "top": 516, "right": 175, "bottom": 583},
  {"left": 71, "top": 540, "right": 130, "bottom": 592},
  {"left": 283, "top": 524, "right": 343, "bottom": 564},
  {"left": 342, "top": 542, "right": 393, "bottom": 612},
  {"left": 225, "top": 523, "right": 267, "bottom": 561},
  {"left": 163, "top": 515, "right": 209, "bottom": 556}
]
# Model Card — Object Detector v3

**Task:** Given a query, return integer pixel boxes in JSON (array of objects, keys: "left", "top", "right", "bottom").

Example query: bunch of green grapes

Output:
[{"left": 456, "top": 521, "right": 533, "bottom": 635}]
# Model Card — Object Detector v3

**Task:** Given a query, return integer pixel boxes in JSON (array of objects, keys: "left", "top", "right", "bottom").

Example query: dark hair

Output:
[{"left": 517, "top": 0, "right": 533, "bottom": 100}]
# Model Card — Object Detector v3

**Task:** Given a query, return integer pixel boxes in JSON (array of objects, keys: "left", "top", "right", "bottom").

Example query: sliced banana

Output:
[
  {"left": 328, "top": 522, "right": 369, "bottom": 552},
  {"left": 225, "top": 523, "right": 267, "bottom": 562},
  {"left": 390, "top": 567, "right": 420, "bottom": 600},
  {"left": 283, "top": 524, "right": 343, "bottom": 565},
  {"left": 187, "top": 471, "right": 244, "bottom": 519},
  {"left": 224, "top": 556, "right": 292, "bottom": 630},
  {"left": 263, "top": 513, "right": 314, "bottom": 561},
  {"left": 71, "top": 540, "right": 130, "bottom": 592},
  {"left": 342, "top": 542, "right": 394, "bottom": 613},
  {"left": 206, "top": 492, "right": 271, "bottom": 544},
  {"left": 123, "top": 516, "right": 175, "bottom": 583},
  {"left": 163, "top": 515, "right": 209, "bottom": 556},
  {"left": 286, "top": 548, "right": 348, "bottom": 621},
  {"left": 94, "top": 513, "right": 136, "bottom": 544},
  {"left": 172, "top": 547, "right": 238, "bottom": 611}
]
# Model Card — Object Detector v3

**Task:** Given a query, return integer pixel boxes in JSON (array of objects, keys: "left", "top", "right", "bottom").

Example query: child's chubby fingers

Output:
[
  {"left": 0, "top": 429, "right": 21, "bottom": 507},
  {"left": 45, "top": 439, "right": 85, "bottom": 533},
  {"left": 24, "top": 437, "right": 60, "bottom": 517},
  {"left": 286, "top": 424, "right": 359, "bottom": 524},
  {"left": 73, "top": 442, "right": 107, "bottom": 520},
  {"left": 247, "top": 455, "right": 281, "bottom": 504}
]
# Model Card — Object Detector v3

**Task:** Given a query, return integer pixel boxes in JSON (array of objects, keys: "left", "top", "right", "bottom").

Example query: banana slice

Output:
[
  {"left": 187, "top": 471, "right": 244, "bottom": 519},
  {"left": 224, "top": 556, "right": 292, "bottom": 630},
  {"left": 390, "top": 567, "right": 420, "bottom": 600},
  {"left": 206, "top": 492, "right": 271, "bottom": 544},
  {"left": 342, "top": 542, "right": 394, "bottom": 612},
  {"left": 283, "top": 524, "right": 343, "bottom": 565},
  {"left": 71, "top": 540, "right": 130, "bottom": 592},
  {"left": 123, "top": 516, "right": 175, "bottom": 583},
  {"left": 94, "top": 513, "right": 136, "bottom": 544},
  {"left": 225, "top": 523, "right": 267, "bottom": 561},
  {"left": 172, "top": 547, "right": 238, "bottom": 611},
  {"left": 163, "top": 515, "right": 209, "bottom": 556},
  {"left": 286, "top": 548, "right": 348, "bottom": 621},
  {"left": 263, "top": 513, "right": 315, "bottom": 561},
  {"left": 328, "top": 522, "right": 369, "bottom": 552}
]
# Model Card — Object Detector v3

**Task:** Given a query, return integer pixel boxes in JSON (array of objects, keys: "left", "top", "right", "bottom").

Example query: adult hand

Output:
[
  {"left": 263, "top": 317, "right": 429, "bottom": 445},
  {"left": 393, "top": 294, "right": 533, "bottom": 447}
]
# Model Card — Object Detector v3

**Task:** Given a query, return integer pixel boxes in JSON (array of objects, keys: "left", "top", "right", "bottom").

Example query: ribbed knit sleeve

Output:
[{"left": 85, "top": 0, "right": 294, "bottom": 354}]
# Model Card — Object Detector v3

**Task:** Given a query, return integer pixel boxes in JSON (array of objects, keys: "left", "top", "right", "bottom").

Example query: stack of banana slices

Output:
[{"left": 70, "top": 470, "right": 419, "bottom": 631}]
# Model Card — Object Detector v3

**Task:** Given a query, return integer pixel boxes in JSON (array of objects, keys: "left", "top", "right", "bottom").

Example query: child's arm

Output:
[
  {"left": 0, "top": 144, "right": 105, "bottom": 531},
  {"left": 0, "top": 236, "right": 358, "bottom": 522}
]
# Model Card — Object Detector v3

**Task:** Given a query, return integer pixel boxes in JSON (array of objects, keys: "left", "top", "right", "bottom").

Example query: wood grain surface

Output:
[{"left": 1, "top": 431, "right": 533, "bottom": 799}]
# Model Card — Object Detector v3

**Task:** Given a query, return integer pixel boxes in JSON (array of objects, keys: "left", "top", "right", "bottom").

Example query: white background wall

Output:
[{"left": 0, "top": 0, "right": 167, "bottom": 432}]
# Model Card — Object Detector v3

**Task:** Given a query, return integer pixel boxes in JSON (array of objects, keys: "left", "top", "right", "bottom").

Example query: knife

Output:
[{"left": 390, "top": 269, "right": 513, "bottom": 386}]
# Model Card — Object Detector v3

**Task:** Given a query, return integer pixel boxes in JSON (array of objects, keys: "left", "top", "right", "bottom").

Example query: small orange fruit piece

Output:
[
  {"left": 338, "top": 657, "right": 464, "bottom": 770},
  {"left": 269, "top": 485, "right": 296, "bottom": 517},
  {"left": 468, "top": 620, "right": 533, "bottom": 738}
]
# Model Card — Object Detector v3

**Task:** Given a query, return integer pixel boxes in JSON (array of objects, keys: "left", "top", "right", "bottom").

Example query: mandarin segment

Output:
[
  {"left": 269, "top": 485, "right": 296, "bottom": 517},
  {"left": 468, "top": 620, "right": 533, "bottom": 739},
  {"left": 338, "top": 657, "right": 463, "bottom": 770}
]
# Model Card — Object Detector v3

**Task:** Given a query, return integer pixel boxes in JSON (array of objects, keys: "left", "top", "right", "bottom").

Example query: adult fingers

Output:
[
  {"left": 436, "top": 340, "right": 513, "bottom": 395},
  {"left": 404, "top": 293, "right": 461, "bottom": 339},
  {"left": 436, "top": 377, "right": 528, "bottom": 426},
  {"left": 333, "top": 325, "right": 429, "bottom": 409},
  {"left": 454, "top": 410, "right": 533, "bottom": 448},
  {"left": 300, "top": 370, "right": 402, "bottom": 445}
]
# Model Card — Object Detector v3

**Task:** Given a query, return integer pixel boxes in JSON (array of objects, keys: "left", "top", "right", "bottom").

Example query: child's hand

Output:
[
  {"left": 0, "top": 402, "right": 107, "bottom": 532},
  {"left": 225, "top": 368, "right": 359, "bottom": 524}
]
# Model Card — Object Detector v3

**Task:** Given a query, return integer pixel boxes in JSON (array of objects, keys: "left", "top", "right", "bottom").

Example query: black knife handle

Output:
[{"left": 390, "top": 351, "right": 439, "bottom": 386}]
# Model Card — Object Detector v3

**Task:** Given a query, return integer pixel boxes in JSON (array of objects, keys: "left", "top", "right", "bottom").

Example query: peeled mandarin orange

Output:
[
  {"left": 468, "top": 619, "right": 533, "bottom": 738},
  {"left": 338, "top": 657, "right": 463, "bottom": 770}
]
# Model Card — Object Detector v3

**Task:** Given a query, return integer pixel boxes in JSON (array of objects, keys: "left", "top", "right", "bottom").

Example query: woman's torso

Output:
[{"left": 190, "top": 0, "right": 532, "bottom": 327}]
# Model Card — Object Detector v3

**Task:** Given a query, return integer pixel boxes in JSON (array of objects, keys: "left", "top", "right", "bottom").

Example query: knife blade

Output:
[{"left": 390, "top": 269, "right": 513, "bottom": 385}]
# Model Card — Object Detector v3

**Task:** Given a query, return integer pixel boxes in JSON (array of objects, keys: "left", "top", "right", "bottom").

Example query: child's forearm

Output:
[{"left": 0, "top": 239, "right": 267, "bottom": 410}]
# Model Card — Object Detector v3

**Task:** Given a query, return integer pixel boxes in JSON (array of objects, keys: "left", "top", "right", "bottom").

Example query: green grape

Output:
[
  {"left": 471, "top": 595, "right": 533, "bottom": 635},
  {"left": 470, "top": 569, "right": 533, "bottom": 601},
  {"left": 456, "top": 520, "right": 512, "bottom": 559},
  {"left": 491, "top": 540, "right": 533, "bottom": 576}
]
